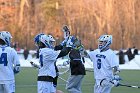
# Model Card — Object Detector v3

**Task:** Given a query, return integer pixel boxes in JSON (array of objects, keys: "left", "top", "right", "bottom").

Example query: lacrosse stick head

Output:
[{"left": 62, "top": 25, "right": 70, "bottom": 39}]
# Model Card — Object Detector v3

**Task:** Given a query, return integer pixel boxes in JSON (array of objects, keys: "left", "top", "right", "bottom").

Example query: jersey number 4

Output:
[
  {"left": 0, "top": 53, "right": 8, "bottom": 66},
  {"left": 97, "top": 59, "right": 101, "bottom": 69}
]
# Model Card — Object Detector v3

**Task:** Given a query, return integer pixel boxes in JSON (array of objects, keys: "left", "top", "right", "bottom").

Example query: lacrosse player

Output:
[
  {"left": 34, "top": 33, "right": 72, "bottom": 93},
  {"left": 55, "top": 25, "right": 86, "bottom": 93},
  {"left": 65, "top": 38, "right": 86, "bottom": 93},
  {"left": 48, "top": 34, "right": 64, "bottom": 93},
  {"left": 0, "top": 31, "right": 20, "bottom": 93},
  {"left": 83, "top": 35, "right": 120, "bottom": 93}
]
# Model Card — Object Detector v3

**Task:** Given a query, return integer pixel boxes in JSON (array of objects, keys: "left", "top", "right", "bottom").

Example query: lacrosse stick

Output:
[
  {"left": 110, "top": 80, "right": 140, "bottom": 89},
  {"left": 62, "top": 25, "right": 70, "bottom": 39},
  {"left": 85, "top": 69, "right": 94, "bottom": 72},
  {"left": 57, "top": 64, "right": 70, "bottom": 75},
  {"left": 30, "top": 61, "right": 40, "bottom": 69},
  {"left": 119, "top": 83, "right": 140, "bottom": 89},
  {"left": 58, "top": 76, "right": 68, "bottom": 83}
]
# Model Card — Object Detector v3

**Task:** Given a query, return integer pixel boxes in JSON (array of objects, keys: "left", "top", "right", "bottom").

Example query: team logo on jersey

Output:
[{"left": 96, "top": 54, "right": 106, "bottom": 59}]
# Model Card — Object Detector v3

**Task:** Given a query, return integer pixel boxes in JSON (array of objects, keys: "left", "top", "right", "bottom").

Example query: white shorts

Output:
[
  {"left": 37, "top": 81, "right": 56, "bottom": 93},
  {"left": 94, "top": 79, "right": 113, "bottom": 93},
  {"left": 0, "top": 82, "right": 15, "bottom": 93}
]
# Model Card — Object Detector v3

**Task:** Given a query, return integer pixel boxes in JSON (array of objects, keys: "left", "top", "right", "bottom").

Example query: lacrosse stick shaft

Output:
[
  {"left": 58, "top": 76, "right": 68, "bottom": 83},
  {"left": 85, "top": 69, "right": 94, "bottom": 72},
  {"left": 119, "top": 83, "right": 140, "bottom": 89},
  {"left": 30, "top": 61, "right": 40, "bottom": 69}
]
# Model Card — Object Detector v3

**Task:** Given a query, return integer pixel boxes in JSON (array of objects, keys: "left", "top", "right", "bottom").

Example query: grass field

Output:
[{"left": 15, "top": 67, "right": 140, "bottom": 93}]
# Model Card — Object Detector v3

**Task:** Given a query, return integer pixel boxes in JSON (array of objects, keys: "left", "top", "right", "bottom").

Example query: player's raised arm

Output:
[
  {"left": 54, "top": 25, "right": 70, "bottom": 51},
  {"left": 55, "top": 25, "right": 74, "bottom": 58}
]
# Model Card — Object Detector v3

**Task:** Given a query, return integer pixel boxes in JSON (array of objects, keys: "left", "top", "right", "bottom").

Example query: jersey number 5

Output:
[
  {"left": 0, "top": 53, "right": 8, "bottom": 66},
  {"left": 97, "top": 59, "right": 101, "bottom": 69}
]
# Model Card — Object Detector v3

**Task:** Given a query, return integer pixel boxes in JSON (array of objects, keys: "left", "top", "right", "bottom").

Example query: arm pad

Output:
[
  {"left": 54, "top": 45, "right": 63, "bottom": 50},
  {"left": 57, "top": 47, "right": 71, "bottom": 58}
]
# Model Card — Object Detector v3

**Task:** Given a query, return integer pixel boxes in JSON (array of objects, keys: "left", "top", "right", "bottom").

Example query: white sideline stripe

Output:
[{"left": 16, "top": 83, "right": 94, "bottom": 88}]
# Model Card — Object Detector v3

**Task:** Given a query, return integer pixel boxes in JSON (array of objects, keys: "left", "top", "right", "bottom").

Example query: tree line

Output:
[{"left": 0, "top": 0, "right": 140, "bottom": 50}]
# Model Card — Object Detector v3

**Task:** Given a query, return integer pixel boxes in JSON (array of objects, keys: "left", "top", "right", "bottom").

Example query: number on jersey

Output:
[
  {"left": 0, "top": 53, "right": 8, "bottom": 66},
  {"left": 97, "top": 59, "right": 101, "bottom": 69}
]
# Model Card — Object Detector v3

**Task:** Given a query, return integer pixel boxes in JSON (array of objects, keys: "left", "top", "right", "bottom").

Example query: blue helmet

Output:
[
  {"left": 0, "top": 31, "right": 12, "bottom": 46},
  {"left": 34, "top": 33, "right": 44, "bottom": 45},
  {"left": 98, "top": 35, "right": 112, "bottom": 51}
]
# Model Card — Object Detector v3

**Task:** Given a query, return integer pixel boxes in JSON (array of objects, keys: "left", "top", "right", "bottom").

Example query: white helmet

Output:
[
  {"left": 98, "top": 35, "right": 112, "bottom": 51},
  {"left": 48, "top": 35, "right": 55, "bottom": 42},
  {"left": 34, "top": 34, "right": 55, "bottom": 48},
  {"left": 0, "top": 31, "right": 12, "bottom": 46}
]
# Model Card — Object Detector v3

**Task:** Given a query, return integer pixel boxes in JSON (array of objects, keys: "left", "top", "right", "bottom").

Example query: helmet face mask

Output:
[
  {"left": 48, "top": 35, "right": 55, "bottom": 49},
  {"left": 98, "top": 41, "right": 107, "bottom": 49},
  {"left": 0, "top": 31, "right": 12, "bottom": 46},
  {"left": 98, "top": 35, "right": 112, "bottom": 51}
]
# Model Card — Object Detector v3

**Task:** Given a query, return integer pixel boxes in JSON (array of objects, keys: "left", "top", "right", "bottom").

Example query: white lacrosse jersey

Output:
[
  {"left": 88, "top": 49, "right": 119, "bottom": 80},
  {"left": 38, "top": 48, "right": 59, "bottom": 78},
  {"left": 0, "top": 45, "right": 20, "bottom": 84}
]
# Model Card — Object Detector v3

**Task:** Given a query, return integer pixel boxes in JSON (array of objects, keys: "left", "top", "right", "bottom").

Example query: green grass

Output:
[{"left": 15, "top": 68, "right": 140, "bottom": 93}]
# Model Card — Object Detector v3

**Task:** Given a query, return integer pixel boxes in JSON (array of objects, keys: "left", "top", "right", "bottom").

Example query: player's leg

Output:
[
  {"left": 38, "top": 81, "right": 55, "bottom": 93},
  {"left": 94, "top": 82, "right": 100, "bottom": 93},
  {"left": 100, "top": 86, "right": 112, "bottom": 93},
  {"left": 97, "top": 79, "right": 112, "bottom": 93},
  {"left": 3, "top": 82, "right": 15, "bottom": 93},
  {"left": 0, "top": 84, "right": 4, "bottom": 93},
  {"left": 75, "top": 75, "right": 84, "bottom": 92},
  {"left": 38, "top": 81, "right": 56, "bottom": 93},
  {"left": 66, "top": 75, "right": 83, "bottom": 93},
  {"left": 53, "top": 76, "right": 64, "bottom": 93},
  {"left": 66, "top": 75, "right": 78, "bottom": 93}
]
